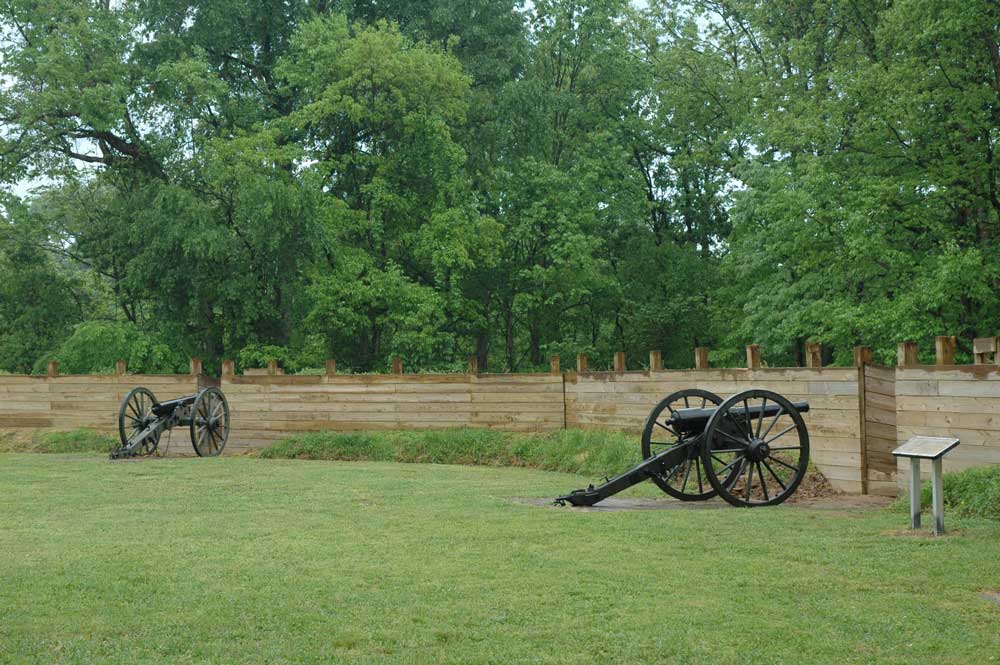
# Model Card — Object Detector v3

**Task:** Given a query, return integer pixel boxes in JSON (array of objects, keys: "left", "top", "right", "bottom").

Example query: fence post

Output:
[
  {"left": 746, "top": 344, "right": 761, "bottom": 370},
  {"left": 221, "top": 360, "right": 235, "bottom": 377},
  {"left": 694, "top": 347, "right": 709, "bottom": 370},
  {"left": 391, "top": 357, "right": 403, "bottom": 375},
  {"left": 576, "top": 353, "right": 588, "bottom": 373},
  {"left": 935, "top": 336, "right": 955, "bottom": 365},
  {"left": 897, "top": 341, "right": 918, "bottom": 367},
  {"left": 467, "top": 356, "right": 478, "bottom": 374},
  {"left": 853, "top": 346, "right": 872, "bottom": 367},
  {"left": 267, "top": 359, "right": 278, "bottom": 376},
  {"left": 550, "top": 354, "right": 560, "bottom": 374},
  {"left": 189, "top": 357, "right": 203, "bottom": 376},
  {"left": 47, "top": 360, "right": 59, "bottom": 377},
  {"left": 613, "top": 352, "right": 626, "bottom": 372},
  {"left": 973, "top": 337, "right": 998, "bottom": 365},
  {"left": 325, "top": 359, "right": 337, "bottom": 376},
  {"left": 649, "top": 350, "right": 662, "bottom": 371},
  {"left": 115, "top": 359, "right": 127, "bottom": 375},
  {"left": 805, "top": 342, "right": 822, "bottom": 368}
]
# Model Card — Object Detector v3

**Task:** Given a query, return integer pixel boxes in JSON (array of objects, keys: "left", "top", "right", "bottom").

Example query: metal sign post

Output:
[{"left": 892, "top": 436, "right": 960, "bottom": 535}]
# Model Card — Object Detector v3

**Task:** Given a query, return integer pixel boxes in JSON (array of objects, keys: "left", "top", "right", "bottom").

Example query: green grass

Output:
[
  {"left": 909, "top": 464, "right": 1000, "bottom": 521},
  {"left": 1, "top": 454, "right": 998, "bottom": 664},
  {"left": 262, "top": 428, "right": 651, "bottom": 476},
  {"left": 0, "top": 428, "right": 117, "bottom": 454}
]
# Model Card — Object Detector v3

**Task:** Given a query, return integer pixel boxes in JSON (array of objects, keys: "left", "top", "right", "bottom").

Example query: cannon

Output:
[
  {"left": 111, "top": 386, "right": 230, "bottom": 459},
  {"left": 556, "top": 389, "right": 810, "bottom": 507}
]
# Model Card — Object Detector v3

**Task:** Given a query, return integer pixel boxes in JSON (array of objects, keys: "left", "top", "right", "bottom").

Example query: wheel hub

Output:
[{"left": 747, "top": 438, "right": 770, "bottom": 462}]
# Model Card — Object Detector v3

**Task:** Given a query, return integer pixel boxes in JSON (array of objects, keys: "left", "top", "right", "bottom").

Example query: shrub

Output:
[
  {"left": 916, "top": 464, "right": 1000, "bottom": 521},
  {"left": 0, "top": 428, "right": 117, "bottom": 454},
  {"left": 259, "top": 428, "right": 640, "bottom": 478}
]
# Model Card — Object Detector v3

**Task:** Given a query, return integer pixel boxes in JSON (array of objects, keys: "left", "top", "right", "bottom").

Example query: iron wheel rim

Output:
[
  {"left": 117, "top": 387, "right": 160, "bottom": 457},
  {"left": 641, "top": 388, "right": 730, "bottom": 501},
  {"left": 701, "top": 389, "right": 810, "bottom": 507},
  {"left": 190, "top": 387, "right": 229, "bottom": 457}
]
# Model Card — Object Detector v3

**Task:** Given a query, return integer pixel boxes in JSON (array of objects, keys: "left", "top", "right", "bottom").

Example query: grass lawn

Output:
[{"left": 1, "top": 453, "right": 998, "bottom": 664}]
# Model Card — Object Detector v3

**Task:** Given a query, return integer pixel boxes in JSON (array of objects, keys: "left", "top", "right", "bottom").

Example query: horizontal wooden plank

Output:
[
  {"left": 896, "top": 426, "right": 999, "bottom": 448},
  {"left": 896, "top": 367, "right": 1000, "bottom": 381},
  {"left": 895, "top": 381, "right": 939, "bottom": 397},
  {"left": 896, "top": 395, "right": 1000, "bottom": 414}
]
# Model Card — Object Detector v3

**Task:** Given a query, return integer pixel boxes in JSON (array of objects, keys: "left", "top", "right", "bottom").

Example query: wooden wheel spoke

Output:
[
  {"left": 760, "top": 407, "right": 785, "bottom": 440},
  {"left": 716, "top": 429, "right": 749, "bottom": 447},
  {"left": 680, "top": 460, "right": 692, "bottom": 493},
  {"left": 761, "top": 459, "right": 788, "bottom": 491},
  {"left": 768, "top": 456, "right": 798, "bottom": 473},
  {"left": 755, "top": 398, "right": 767, "bottom": 438},
  {"left": 765, "top": 425, "right": 797, "bottom": 445}
]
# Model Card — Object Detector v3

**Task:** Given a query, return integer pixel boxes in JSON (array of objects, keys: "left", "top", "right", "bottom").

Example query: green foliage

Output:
[
  {"left": 914, "top": 465, "right": 1000, "bottom": 521},
  {"left": 38, "top": 320, "right": 188, "bottom": 375},
  {"left": 259, "top": 428, "right": 640, "bottom": 478},
  {"left": 0, "top": 428, "right": 117, "bottom": 454},
  {"left": 0, "top": 0, "right": 998, "bottom": 374}
]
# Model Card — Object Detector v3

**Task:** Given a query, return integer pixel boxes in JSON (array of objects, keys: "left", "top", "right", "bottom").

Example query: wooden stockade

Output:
[
  {"left": 2, "top": 339, "right": 1000, "bottom": 496},
  {"left": 0, "top": 361, "right": 205, "bottom": 433},
  {"left": 222, "top": 373, "right": 566, "bottom": 451}
]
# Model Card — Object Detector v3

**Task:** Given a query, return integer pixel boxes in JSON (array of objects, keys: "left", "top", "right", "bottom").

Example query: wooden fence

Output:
[
  {"left": 222, "top": 373, "right": 565, "bottom": 451},
  {"left": 4, "top": 338, "right": 1000, "bottom": 495},
  {"left": 0, "top": 373, "right": 203, "bottom": 432}
]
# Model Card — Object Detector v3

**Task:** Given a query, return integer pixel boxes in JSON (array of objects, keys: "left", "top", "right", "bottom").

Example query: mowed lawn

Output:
[{"left": 1, "top": 454, "right": 998, "bottom": 664}]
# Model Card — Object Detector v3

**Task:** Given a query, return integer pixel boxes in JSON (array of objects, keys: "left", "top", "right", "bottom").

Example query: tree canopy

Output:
[{"left": 1, "top": 0, "right": 998, "bottom": 373}]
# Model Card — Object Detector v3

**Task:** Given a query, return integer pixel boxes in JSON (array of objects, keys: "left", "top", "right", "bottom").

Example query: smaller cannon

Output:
[
  {"left": 556, "top": 389, "right": 810, "bottom": 508},
  {"left": 111, "top": 386, "right": 230, "bottom": 459}
]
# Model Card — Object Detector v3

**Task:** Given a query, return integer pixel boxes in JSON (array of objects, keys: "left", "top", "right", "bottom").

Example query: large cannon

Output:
[
  {"left": 556, "top": 389, "right": 810, "bottom": 507},
  {"left": 111, "top": 386, "right": 230, "bottom": 459}
]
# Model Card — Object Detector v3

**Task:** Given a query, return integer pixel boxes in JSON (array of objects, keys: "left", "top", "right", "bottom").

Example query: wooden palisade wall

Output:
[
  {"left": 3, "top": 339, "right": 1000, "bottom": 496},
  {"left": 221, "top": 373, "right": 566, "bottom": 451},
  {"left": 0, "top": 367, "right": 203, "bottom": 433}
]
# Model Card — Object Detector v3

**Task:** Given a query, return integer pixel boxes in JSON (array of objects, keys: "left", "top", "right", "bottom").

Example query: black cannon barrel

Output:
[
  {"left": 151, "top": 394, "right": 198, "bottom": 417},
  {"left": 668, "top": 400, "right": 809, "bottom": 433}
]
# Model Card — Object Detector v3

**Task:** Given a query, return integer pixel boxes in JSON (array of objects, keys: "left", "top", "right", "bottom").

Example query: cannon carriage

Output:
[
  {"left": 111, "top": 386, "right": 230, "bottom": 459},
  {"left": 556, "top": 388, "right": 811, "bottom": 507}
]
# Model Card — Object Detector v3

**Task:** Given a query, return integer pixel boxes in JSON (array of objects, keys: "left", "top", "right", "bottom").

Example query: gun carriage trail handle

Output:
[{"left": 555, "top": 388, "right": 810, "bottom": 508}]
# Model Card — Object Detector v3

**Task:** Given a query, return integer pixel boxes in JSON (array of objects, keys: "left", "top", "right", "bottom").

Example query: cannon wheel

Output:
[
  {"left": 701, "top": 389, "right": 810, "bottom": 507},
  {"left": 117, "top": 387, "right": 161, "bottom": 456},
  {"left": 190, "top": 387, "right": 229, "bottom": 457},
  {"left": 641, "top": 389, "right": 741, "bottom": 501}
]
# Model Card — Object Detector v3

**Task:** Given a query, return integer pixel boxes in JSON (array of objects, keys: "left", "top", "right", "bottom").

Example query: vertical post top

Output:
[
  {"left": 576, "top": 353, "right": 588, "bottom": 373},
  {"left": 649, "top": 350, "right": 663, "bottom": 372},
  {"left": 47, "top": 360, "right": 59, "bottom": 377},
  {"left": 266, "top": 359, "right": 278, "bottom": 376},
  {"left": 935, "top": 335, "right": 956, "bottom": 366},
  {"left": 853, "top": 346, "right": 872, "bottom": 368},
  {"left": 805, "top": 342, "right": 822, "bottom": 368},
  {"left": 115, "top": 359, "right": 127, "bottom": 375},
  {"left": 694, "top": 347, "right": 709, "bottom": 370},
  {"left": 221, "top": 359, "right": 235, "bottom": 377},
  {"left": 467, "top": 355, "right": 478, "bottom": 375},
  {"left": 189, "top": 357, "right": 203, "bottom": 376},
  {"left": 897, "top": 341, "right": 918, "bottom": 367},
  {"left": 549, "top": 354, "right": 561, "bottom": 374},
  {"left": 613, "top": 351, "right": 626, "bottom": 373},
  {"left": 391, "top": 357, "right": 403, "bottom": 374},
  {"left": 746, "top": 344, "right": 761, "bottom": 370},
  {"left": 325, "top": 359, "right": 337, "bottom": 376}
]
